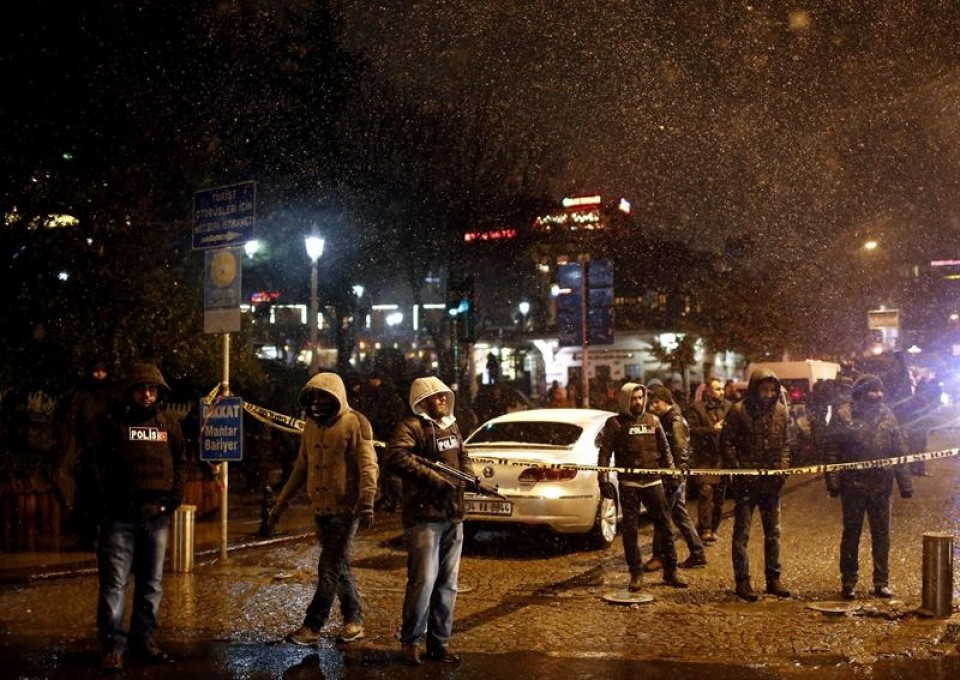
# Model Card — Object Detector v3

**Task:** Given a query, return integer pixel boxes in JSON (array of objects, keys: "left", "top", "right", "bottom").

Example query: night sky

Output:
[{"left": 338, "top": 1, "right": 960, "bottom": 265}]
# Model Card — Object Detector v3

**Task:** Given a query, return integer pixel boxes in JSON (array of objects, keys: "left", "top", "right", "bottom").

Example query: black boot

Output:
[
  {"left": 736, "top": 579, "right": 758, "bottom": 602},
  {"left": 628, "top": 571, "right": 644, "bottom": 593}
]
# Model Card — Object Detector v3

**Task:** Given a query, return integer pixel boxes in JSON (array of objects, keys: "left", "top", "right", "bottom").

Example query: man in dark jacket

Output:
[
  {"left": 648, "top": 385, "right": 707, "bottom": 569},
  {"left": 686, "top": 377, "right": 732, "bottom": 543},
  {"left": 82, "top": 362, "right": 186, "bottom": 671},
  {"left": 720, "top": 368, "right": 792, "bottom": 602},
  {"left": 598, "top": 382, "right": 688, "bottom": 592},
  {"left": 384, "top": 376, "right": 468, "bottom": 666},
  {"left": 268, "top": 371, "right": 379, "bottom": 646},
  {"left": 824, "top": 374, "right": 913, "bottom": 600}
]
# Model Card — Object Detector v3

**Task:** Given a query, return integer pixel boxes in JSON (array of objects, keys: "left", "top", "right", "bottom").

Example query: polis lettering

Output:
[
  {"left": 128, "top": 427, "right": 167, "bottom": 442},
  {"left": 437, "top": 436, "right": 460, "bottom": 452},
  {"left": 628, "top": 425, "right": 654, "bottom": 435}
]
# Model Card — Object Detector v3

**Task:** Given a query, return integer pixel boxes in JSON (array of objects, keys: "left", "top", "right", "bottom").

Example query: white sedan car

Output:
[{"left": 462, "top": 408, "right": 619, "bottom": 549}]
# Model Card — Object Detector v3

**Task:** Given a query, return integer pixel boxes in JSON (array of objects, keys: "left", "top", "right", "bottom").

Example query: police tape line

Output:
[
  {"left": 468, "top": 447, "right": 960, "bottom": 477},
  {"left": 221, "top": 388, "right": 960, "bottom": 478}
]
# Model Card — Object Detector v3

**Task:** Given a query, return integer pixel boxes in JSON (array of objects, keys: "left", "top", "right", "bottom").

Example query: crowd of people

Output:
[{"left": 51, "top": 352, "right": 939, "bottom": 671}]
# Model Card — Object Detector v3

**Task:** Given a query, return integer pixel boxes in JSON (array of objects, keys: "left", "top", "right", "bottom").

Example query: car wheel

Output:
[{"left": 585, "top": 495, "right": 618, "bottom": 549}]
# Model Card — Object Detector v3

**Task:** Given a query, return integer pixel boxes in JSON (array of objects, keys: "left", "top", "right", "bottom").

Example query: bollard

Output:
[
  {"left": 171, "top": 505, "right": 197, "bottom": 573},
  {"left": 921, "top": 531, "right": 954, "bottom": 617}
]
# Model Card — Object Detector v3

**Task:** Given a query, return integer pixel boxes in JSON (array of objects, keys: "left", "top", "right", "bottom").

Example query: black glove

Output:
[
  {"left": 358, "top": 510, "right": 374, "bottom": 531},
  {"left": 901, "top": 491, "right": 913, "bottom": 499},
  {"left": 599, "top": 481, "right": 617, "bottom": 499}
]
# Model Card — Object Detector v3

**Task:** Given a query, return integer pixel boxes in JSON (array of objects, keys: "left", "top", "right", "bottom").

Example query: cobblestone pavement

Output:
[{"left": 1, "top": 458, "right": 959, "bottom": 677}]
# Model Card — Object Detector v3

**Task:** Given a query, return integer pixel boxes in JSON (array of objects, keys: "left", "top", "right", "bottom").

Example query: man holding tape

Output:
[
  {"left": 720, "top": 368, "right": 792, "bottom": 602},
  {"left": 823, "top": 374, "right": 913, "bottom": 600}
]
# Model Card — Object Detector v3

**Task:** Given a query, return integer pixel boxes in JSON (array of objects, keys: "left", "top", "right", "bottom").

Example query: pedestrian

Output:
[
  {"left": 598, "top": 382, "right": 688, "bottom": 592},
  {"left": 647, "top": 385, "right": 707, "bottom": 570},
  {"left": 361, "top": 370, "right": 407, "bottom": 512},
  {"left": 823, "top": 374, "right": 913, "bottom": 600},
  {"left": 266, "top": 371, "right": 378, "bottom": 646},
  {"left": 55, "top": 357, "right": 114, "bottom": 549},
  {"left": 685, "top": 377, "right": 732, "bottom": 543},
  {"left": 383, "top": 376, "right": 468, "bottom": 666},
  {"left": 720, "top": 368, "right": 792, "bottom": 602},
  {"left": 80, "top": 361, "right": 186, "bottom": 671}
]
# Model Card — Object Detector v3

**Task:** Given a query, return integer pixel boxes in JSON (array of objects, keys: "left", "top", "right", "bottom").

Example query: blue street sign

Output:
[
  {"left": 193, "top": 181, "right": 256, "bottom": 250},
  {"left": 199, "top": 396, "right": 243, "bottom": 461}
]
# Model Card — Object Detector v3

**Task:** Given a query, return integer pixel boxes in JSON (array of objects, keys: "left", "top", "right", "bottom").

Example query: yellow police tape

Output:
[{"left": 220, "top": 384, "right": 960, "bottom": 478}]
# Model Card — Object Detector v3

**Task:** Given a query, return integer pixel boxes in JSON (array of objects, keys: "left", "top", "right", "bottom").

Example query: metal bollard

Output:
[
  {"left": 171, "top": 505, "right": 197, "bottom": 573},
  {"left": 921, "top": 531, "right": 954, "bottom": 617}
]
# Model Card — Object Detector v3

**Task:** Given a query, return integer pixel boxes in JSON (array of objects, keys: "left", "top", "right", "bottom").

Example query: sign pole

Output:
[
  {"left": 580, "top": 257, "right": 590, "bottom": 408},
  {"left": 220, "top": 332, "right": 230, "bottom": 561}
]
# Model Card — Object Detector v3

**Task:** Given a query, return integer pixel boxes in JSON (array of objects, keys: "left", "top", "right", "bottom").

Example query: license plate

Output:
[{"left": 464, "top": 498, "right": 513, "bottom": 516}]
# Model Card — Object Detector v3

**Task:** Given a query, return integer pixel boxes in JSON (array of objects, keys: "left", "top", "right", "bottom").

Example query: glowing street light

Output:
[
  {"left": 304, "top": 233, "right": 325, "bottom": 374},
  {"left": 518, "top": 300, "right": 530, "bottom": 331}
]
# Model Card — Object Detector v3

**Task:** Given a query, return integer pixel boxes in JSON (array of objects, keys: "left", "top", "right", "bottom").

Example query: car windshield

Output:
[{"left": 466, "top": 421, "right": 582, "bottom": 447}]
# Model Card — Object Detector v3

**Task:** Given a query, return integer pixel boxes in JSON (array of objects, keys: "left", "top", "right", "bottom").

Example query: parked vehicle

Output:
[{"left": 462, "top": 408, "right": 619, "bottom": 549}]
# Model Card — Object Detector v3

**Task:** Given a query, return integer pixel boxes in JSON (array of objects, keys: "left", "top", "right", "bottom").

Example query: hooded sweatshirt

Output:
[
  {"left": 720, "top": 368, "right": 791, "bottom": 472},
  {"left": 384, "top": 376, "right": 469, "bottom": 528},
  {"left": 598, "top": 382, "right": 674, "bottom": 487},
  {"left": 275, "top": 372, "right": 379, "bottom": 516}
]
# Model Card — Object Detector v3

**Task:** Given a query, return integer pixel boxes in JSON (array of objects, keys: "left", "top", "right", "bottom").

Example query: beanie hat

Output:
[
  {"left": 851, "top": 374, "right": 884, "bottom": 401},
  {"left": 647, "top": 384, "right": 674, "bottom": 405}
]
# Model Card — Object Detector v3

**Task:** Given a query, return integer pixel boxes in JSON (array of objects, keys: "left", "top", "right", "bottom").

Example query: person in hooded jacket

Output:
[
  {"left": 384, "top": 376, "right": 469, "bottom": 666},
  {"left": 81, "top": 362, "right": 186, "bottom": 671},
  {"left": 720, "top": 368, "right": 792, "bottom": 602},
  {"left": 647, "top": 385, "right": 707, "bottom": 570},
  {"left": 598, "top": 382, "right": 688, "bottom": 592},
  {"left": 268, "top": 371, "right": 379, "bottom": 647},
  {"left": 823, "top": 374, "right": 913, "bottom": 600}
]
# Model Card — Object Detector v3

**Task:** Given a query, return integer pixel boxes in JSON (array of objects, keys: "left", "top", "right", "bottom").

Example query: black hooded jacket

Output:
[{"left": 720, "top": 368, "right": 791, "bottom": 472}]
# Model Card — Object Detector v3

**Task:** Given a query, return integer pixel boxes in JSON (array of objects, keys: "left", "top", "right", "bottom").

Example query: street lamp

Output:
[
  {"left": 518, "top": 300, "right": 530, "bottom": 331},
  {"left": 305, "top": 234, "right": 325, "bottom": 374}
]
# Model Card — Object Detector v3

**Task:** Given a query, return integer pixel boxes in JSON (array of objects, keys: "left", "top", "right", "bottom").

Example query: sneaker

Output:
[
  {"left": 129, "top": 639, "right": 169, "bottom": 663},
  {"left": 338, "top": 622, "right": 365, "bottom": 642},
  {"left": 100, "top": 649, "right": 124, "bottom": 672},
  {"left": 765, "top": 579, "right": 791, "bottom": 598},
  {"left": 424, "top": 646, "right": 461, "bottom": 664},
  {"left": 680, "top": 553, "right": 707, "bottom": 569},
  {"left": 841, "top": 585, "right": 857, "bottom": 600},
  {"left": 736, "top": 580, "right": 759, "bottom": 602},
  {"left": 874, "top": 585, "right": 893, "bottom": 598},
  {"left": 643, "top": 557, "right": 663, "bottom": 572},
  {"left": 628, "top": 572, "right": 644, "bottom": 592},
  {"left": 286, "top": 625, "right": 321, "bottom": 646}
]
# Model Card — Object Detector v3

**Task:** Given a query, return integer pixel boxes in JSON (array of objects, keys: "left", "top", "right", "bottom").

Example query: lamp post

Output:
[
  {"left": 518, "top": 300, "right": 530, "bottom": 332},
  {"left": 305, "top": 234, "right": 325, "bottom": 374}
]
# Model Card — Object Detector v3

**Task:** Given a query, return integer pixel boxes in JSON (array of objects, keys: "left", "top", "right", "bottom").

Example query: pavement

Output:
[{"left": 0, "top": 484, "right": 318, "bottom": 585}]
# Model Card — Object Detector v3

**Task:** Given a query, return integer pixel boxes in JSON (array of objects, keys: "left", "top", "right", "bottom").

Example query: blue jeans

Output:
[
  {"left": 731, "top": 479, "right": 783, "bottom": 583},
  {"left": 400, "top": 521, "right": 463, "bottom": 651},
  {"left": 303, "top": 514, "right": 362, "bottom": 630},
  {"left": 96, "top": 515, "right": 170, "bottom": 651}
]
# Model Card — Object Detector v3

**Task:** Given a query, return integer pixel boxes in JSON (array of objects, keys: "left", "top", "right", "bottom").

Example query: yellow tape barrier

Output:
[{"left": 221, "top": 384, "right": 960, "bottom": 478}]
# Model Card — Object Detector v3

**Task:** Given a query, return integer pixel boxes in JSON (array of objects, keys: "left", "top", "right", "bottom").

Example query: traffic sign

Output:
[
  {"left": 193, "top": 181, "right": 256, "bottom": 250},
  {"left": 199, "top": 396, "right": 243, "bottom": 461}
]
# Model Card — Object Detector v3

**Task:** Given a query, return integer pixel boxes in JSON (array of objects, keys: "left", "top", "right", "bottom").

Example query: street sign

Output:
[
  {"left": 193, "top": 181, "right": 256, "bottom": 250},
  {"left": 868, "top": 308, "right": 900, "bottom": 330},
  {"left": 199, "top": 396, "right": 243, "bottom": 461},
  {"left": 556, "top": 260, "right": 615, "bottom": 347},
  {"left": 203, "top": 247, "right": 242, "bottom": 333}
]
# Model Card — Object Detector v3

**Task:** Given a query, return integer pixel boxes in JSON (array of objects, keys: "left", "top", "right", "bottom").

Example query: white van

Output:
[{"left": 745, "top": 360, "right": 841, "bottom": 408}]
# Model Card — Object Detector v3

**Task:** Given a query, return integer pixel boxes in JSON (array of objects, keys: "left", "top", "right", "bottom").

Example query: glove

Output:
[
  {"left": 599, "top": 481, "right": 617, "bottom": 499},
  {"left": 901, "top": 491, "right": 913, "bottom": 499},
  {"left": 678, "top": 463, "right": 690, "bottom": 474},
  {"left": 358, "top": 510, "right": 374, "bottom": 531}
]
